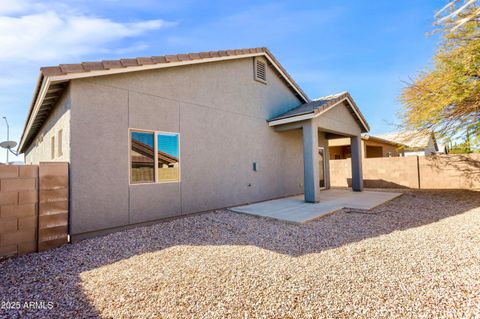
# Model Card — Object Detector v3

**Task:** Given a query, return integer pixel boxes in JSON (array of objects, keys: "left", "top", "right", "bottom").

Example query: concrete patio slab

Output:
[{"left": 229, "top": 189, "right": 402, "bottom": 223}]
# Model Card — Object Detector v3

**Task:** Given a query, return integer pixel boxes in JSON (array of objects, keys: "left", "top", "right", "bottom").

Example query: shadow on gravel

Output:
[{"left": 0, "top": 190, "right": 479, "bottom": 318}]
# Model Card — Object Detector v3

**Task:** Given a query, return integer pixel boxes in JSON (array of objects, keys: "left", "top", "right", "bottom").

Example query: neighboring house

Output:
[
  {"left": 375, "top": 131, "right": 447, "bottom": 156},
  {"left": 328, "top": 134, "right": 405, "bottom": 159},
  {"left": 19, "top": 47, "right": 369, "bottom": 240}
]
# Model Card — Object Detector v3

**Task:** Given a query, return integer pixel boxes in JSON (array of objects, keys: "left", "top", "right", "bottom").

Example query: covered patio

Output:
[
  {"left": 268, "top": 91, "right": 370, "bottom": 203},
  {"left": 233, "top": 92, "right": 399, "bottom": 223},
  {"left": 230, "top": 189, "right": 402, "bottom": 223}
]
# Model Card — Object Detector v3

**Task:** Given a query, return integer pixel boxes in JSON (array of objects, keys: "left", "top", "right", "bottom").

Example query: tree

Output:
[{"left": 399, "top": 0, "right": 480, "bottom": 149}]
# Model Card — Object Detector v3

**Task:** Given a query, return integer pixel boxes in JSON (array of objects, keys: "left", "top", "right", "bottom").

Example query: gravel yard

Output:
[{"left": 1, "top": 190, "right": 479, "bottom": 318}]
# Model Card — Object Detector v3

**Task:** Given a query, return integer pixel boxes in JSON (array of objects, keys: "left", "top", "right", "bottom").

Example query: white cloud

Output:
[
  {"left": 0, "top": 10, "right": 172, "bottom": 61},
  {"left": 0, "top": 0, "right": 33, "bottom": 15},
  {"left": 0, "top": 0, "right": 176, "bottom": 164}
]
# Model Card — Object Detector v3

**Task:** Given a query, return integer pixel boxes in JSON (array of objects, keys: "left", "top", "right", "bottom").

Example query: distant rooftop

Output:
[{"left": 375, "top": 131, "right": 433, "bottom": 148}]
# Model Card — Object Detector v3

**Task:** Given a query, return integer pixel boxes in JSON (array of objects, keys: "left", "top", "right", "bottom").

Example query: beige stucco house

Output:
[
  {"left": 19, "top": 47, "right": 369, "bottom": 240},
  {"left": 328, "top": 134, "right": 405, "bottom": 159},
  {"left": 375, "top": 131, "right": 447, "bottom": 156}
]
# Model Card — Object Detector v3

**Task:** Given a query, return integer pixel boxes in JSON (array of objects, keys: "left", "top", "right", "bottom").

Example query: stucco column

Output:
[
  {"left": 303, "top": 121, "right": 320, "bottom": 203},
  {"left": 350, "top": 135, "right": 363, "bottom": 191}
]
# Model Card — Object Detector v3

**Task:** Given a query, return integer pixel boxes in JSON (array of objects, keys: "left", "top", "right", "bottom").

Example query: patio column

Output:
[
  {"left": 350, "top": 135, "right": 363, "bottom": 191},
  {"left": 303, "top": 121, "right": 320, "bottom": 203}
]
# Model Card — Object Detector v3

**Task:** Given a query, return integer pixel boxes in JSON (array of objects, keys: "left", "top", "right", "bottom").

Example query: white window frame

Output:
[{"left": 128, "top": 128, "right": 181, "bottom": 185}]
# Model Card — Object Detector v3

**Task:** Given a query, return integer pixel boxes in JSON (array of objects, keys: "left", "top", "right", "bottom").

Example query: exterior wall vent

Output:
[{"left": 254, "top": 58, "right": 267, "bottom": 84}]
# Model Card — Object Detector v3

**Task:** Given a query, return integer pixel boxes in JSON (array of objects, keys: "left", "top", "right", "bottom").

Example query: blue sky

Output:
[{"left": 0, "top": 0, "right": 444, "bottom": 163}]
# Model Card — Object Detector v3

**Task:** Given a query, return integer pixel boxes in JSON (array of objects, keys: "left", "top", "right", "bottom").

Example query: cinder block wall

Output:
[
  {"left": 419, "top": 154, "right": 480, "bottom": 189},
  {"left": 0, "top": 165, "right": 38, "bottom": 257},
  {"left": 329, "top": 158, "right": 351, "bottom": 187},
  {"left": 362, "top": 157, "right": 419, "bottom": 188},
  {"left": 330, "top": 154, "right": 480, "bottom": 189},
  {"left": 0, "top": 163, "right": 69, "bottom": 259}
]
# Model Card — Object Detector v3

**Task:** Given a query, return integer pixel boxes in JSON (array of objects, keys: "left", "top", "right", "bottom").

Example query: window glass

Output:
[
  {"left": 51, "top": 136, "right": 55, "bottom": 159},
  {"left": 130, "top": 131, "right": 155, "bottom": 183},
  {"left": 58, "top": 129, "right": 63, "bottom": 157},
  {"left": 157, "top": 133, "right": 179, "bottom": 182}
]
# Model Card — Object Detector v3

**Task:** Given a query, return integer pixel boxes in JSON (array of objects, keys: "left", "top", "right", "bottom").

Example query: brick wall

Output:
[
  {"left": 0, "top": 165, "right": 38, "bottom": 258},
  {"left": 0, "top": 163, "right": 68, "bottom": 259},
  {"left": 330, "top": 154, "right": 480, "bottom": 189}
]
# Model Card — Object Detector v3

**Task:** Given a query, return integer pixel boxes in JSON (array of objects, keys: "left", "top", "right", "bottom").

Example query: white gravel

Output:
[{"left": 0, "top": 190, "right": 479, "bottom": 318}]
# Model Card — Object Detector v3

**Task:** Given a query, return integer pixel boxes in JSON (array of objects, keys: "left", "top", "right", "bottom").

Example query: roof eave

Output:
[
  {"left": 18, "top": 74, "right": 48, "bottom": 153},
  {"left": 269, "top": 94, "right": 370, "bottom": 133},
  {"left": 19, "top": 48, "right": 310, "bottom": 153}
]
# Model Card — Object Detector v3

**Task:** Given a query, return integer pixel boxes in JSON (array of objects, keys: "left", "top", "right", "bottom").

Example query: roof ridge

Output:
[
  {"left": 313, "top": 91, "right": 348, "bottom": 101},
  {"left": 19, "top": 47, "right": 310, "bottom": 152},
  {"left": 40, "top": 47, "right": 267, "bottom": 76}
]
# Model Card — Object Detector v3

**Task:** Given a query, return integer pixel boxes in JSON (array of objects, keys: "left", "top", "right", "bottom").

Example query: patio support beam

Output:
[
  {"left": 302, "top": 121, "right": 320, "bottom": 203},
  {"left": 350, "top": 135, "right": 363, "bottom": 191}
]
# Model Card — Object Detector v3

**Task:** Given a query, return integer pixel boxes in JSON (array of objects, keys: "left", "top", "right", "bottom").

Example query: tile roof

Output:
[
  {"left": 39, "top": 47, "right": 307, "bottom": 101},
  {"left": 19, "top": 47, "right": 309, "bottom": 152},
  {"left": 268, "top": 91, "right": 370, "bottom": 132}
]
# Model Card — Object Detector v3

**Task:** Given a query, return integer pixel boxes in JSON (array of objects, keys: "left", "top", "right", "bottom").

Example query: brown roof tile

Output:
[
  {"left": 137, "top": 57, "right": 154, "bottom": 65},
  {"left": 177, "top": 54, "right": 191, "bottom": 61},
  {"left": 151, "top": 56, "right": 167, "bottom": 63},
  {"left": 188, "top": 53, "right": 201, "bottom": 60},
  {"left": 59, "top": 64, "right": 85, "bottom": 73},
  {"left": 40, "top": 66, "right": 64, "bottom": 76},
  {"left": 218, "top": 50, "right": 229, "bottom": 57},
  {"left": 165, "top": 55, "right": 179, "bottom": 62},
  {"left": 102, "top": 60, "right": 123, "bottom": 69},
  {"left": 81, "top": 62, "right": 104, "bottom": 71},
  {"left": 120, "top": 59, "right": 139, "bottom": 67}
]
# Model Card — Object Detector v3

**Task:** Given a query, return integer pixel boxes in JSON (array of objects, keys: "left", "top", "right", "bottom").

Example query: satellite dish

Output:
[{"left": 0, "top": 141, "right": 17, "bottom": 149}]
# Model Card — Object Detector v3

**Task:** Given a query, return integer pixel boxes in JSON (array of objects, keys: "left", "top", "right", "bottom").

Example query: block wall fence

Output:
[
  {"left": 0, "top": 162, "right": 68, "bottom": 259},
  {"left": 330, "top": 154, "right": 480, "bottom": 189}
]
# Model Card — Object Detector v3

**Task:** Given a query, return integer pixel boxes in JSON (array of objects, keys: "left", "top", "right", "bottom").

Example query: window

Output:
[
  {"left": 58, "top": 129, "right": 63, "bottom": 157},
  {"left": 254, "top": 57, "right": 267, "bottom": 83},
  {"left": 51, "top": 136, "right": 55, "bottom": 159},
  {"left": 130, "top": 130, "right": 180, "bottom": 184},
  {"left": 130, "top": 131, "right": 155, "bottom": 183},
  {"left": 157, "top": 132, "right": 180, "bottom": 182}
]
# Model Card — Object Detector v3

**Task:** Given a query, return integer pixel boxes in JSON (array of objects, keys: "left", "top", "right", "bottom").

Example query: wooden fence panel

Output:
[{"left": 38, "top": 162, "right": 69, "bottom": 252}]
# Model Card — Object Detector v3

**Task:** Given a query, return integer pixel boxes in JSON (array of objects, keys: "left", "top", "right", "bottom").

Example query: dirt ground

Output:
[{"left": 0, "top": 190, "right": 479, "bottom": 318}]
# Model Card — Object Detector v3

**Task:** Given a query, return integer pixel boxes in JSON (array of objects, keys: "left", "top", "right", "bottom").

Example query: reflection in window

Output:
[
  {"left": 157, "top": 133, "right": 179, "bottom": 182},
  {"left": 130, "top": 131, "right": 155, "bottom": 183}
]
